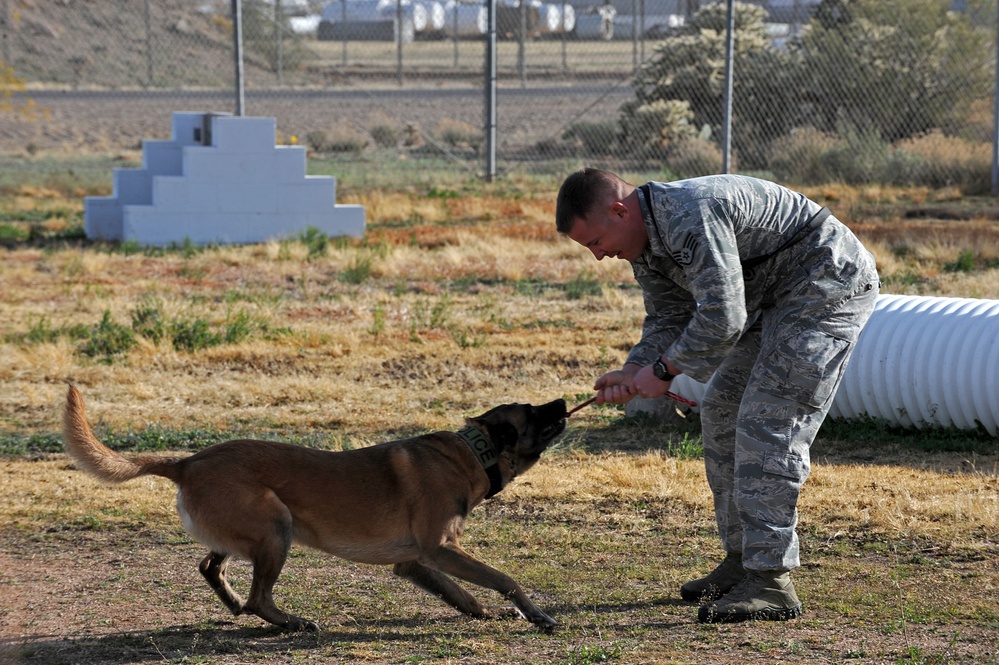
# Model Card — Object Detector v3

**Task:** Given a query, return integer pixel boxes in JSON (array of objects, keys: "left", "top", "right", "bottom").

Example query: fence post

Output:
[
  {"left": 231, "top": 0, "right": 245, "bottom": 116},
  {"left": 518, "top": 0, "right": 527, "bottom": 87},
  {"left": 341, "top": 0, "right": 348, "bottom": 66},
  {"left": 396, "top": 0, "right": 404, "bottom": 85},
  {"left": 485, "top": 0, "right": 497, "bottom": 181},
  {"left": 1, "top": 0, "right": 9, "bottom": 65},
  {"left": 144, "top": 0, "right": 153, "bottom": 87},
  {"left": 275, "top": 0, "right": 284, "bottom": 86},
  {"left": 721, "top": 0, "right": 734, "bottom": 173},
  {"left": 993, "top": 0, "right": 999, "bottom": 195}
]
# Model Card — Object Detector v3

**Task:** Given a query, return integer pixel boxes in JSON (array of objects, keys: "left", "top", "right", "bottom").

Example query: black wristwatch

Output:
[{"left": 652, "top": 358, "right": 676, "bottom": 382}]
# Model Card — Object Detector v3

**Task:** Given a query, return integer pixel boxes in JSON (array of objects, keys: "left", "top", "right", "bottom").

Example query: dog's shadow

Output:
[
  {"left": 2, "top": 619, "right": 456, "bottom": 664},
  {"left": 3, "top": 600, "right": 695, "bottom": 663}
]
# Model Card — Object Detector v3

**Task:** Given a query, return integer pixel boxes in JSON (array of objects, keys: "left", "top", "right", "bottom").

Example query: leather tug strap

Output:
[{"left": 456, "top": 425, "right": 504, "bottom": 498}]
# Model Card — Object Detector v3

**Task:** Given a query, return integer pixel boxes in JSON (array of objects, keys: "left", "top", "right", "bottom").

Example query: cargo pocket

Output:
[
  {"left": 762, "top": 452, "right": 809, "bottom": 482},
  {"left": 758, "top": 330, "right": 851, "bottom": 409},
  {"left": 757, "top": 452, "right": 810, "bottom": 527}
]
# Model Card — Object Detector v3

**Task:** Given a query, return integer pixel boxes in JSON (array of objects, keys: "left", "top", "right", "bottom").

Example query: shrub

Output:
[
  {"left": 79, "top": 310, "right": 136, "bottom": 361},
  {"left": 24, "top": 316, "right": 59, "bottom": 344},
  {"left": 370, "top": 123, "right": 401, "bottom": 149},
  {"left": 823, "top": 125, "right": 893, "bottom": 185},
  {"left": 341, "top": 255, "right": 373, "bottom": 284},
  {"left": 433, "top": 119, "right": 481, "bottom": 152},
  {"left": 170, "top": 318, "right": 221, "bottom": 352},
  {"left": 298, "top": 227, "right": 328, "bottom": 258},
  {"left": 667, "top": 138, "right": 724, "bottom": 179},
  {"left": 326, "top": 125, "right": 369, "bottom": 154},
  {"left": 304, "top": 130, "right": 329, "bottom": 153},
  {"left": 617, "top": 99, "right": 696, "bottom": 160},
  {"left": 131, "top": 297, "right": 167, "bottom": 344},
  {"left": 306, "top": 126, "right": 369, "bottom": 154},
  {"left": 561, "top": 120, "right": 618, "bottom": 156},
  {"left": 768, "top": 127, "right": 841, "bottom": 184},
  {"left": 892, "top": 131, "right": 991, "bottom": 194}
]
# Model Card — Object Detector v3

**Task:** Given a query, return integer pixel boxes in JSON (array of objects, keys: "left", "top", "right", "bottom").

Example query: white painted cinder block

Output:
[
  {"left": 218, "top": 184, "right": 280, "bottom": 214},
  {"left": 83, "top": 197, "right": 122, "bottom": 240},
  {"left": 171, "top": 112, "right": 213, "bottom": 146},
  {"left": 142, "top": 141, "right": 184, "bottom": 175},
  {"left": 211, "top": 116, "right": 277, "bottom": 152},
  {"left": 114, "top": 170, "right": 153, "bottom": 205},
  {"left": 279, "top": 180, "right": 334, "bottom": 213},
  {"left": 275, "top": 146, "right": 308, "bottom": 182},
  {"left": 153, "top": 177, "right": 218, "bottom": 213},
  {"left": 84, "top": 112, "right": 366, "bottom": 246},
  {"left": 211, "top": 152, "right": 280, "bottom": 183}
]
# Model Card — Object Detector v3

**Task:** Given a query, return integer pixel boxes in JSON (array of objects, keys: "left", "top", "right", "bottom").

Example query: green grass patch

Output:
[{"left": 6, "top": 302, "right": 286, "bottom": 359}]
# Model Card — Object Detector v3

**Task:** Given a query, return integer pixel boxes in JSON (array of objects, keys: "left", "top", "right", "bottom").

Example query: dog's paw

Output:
[
  {"left": 482, "top": 606, "right": 522, "bottom": 620},
  {"left": 285, "top": 616, "right": 319, "bottom": 632},
  {"left": 531, "top": 614, "right": 558, "bottom": 633}
]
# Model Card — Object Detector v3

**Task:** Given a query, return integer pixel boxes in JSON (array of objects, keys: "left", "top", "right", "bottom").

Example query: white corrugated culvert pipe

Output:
[{"left": 668, "top": 294, "right": 999, "bottom": 435}]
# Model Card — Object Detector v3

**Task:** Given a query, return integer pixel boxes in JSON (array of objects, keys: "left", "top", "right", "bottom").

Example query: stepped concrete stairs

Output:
[{"left": 84, "top": 112, "right": 365, "bottom": 246}]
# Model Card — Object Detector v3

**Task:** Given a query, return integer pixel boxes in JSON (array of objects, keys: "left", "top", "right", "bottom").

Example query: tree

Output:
[
  {"left": 793, "top": 0, "right": 992, "bottom": 143},
  {"left": 619, "top": 2, "right": 798, "bottom": 169}
]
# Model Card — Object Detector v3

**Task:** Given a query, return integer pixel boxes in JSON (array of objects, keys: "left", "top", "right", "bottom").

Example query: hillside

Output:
[{"left": 5, "top": 0, "right": 291, "bottom": 89}]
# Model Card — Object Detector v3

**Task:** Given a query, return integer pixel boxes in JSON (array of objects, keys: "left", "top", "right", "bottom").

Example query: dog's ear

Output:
[
  {"left": 482, "top": 421, "right": 518, "bottom": 453},
  {"left": 467, "top": 416, "right": 518, "bottom": 453}
]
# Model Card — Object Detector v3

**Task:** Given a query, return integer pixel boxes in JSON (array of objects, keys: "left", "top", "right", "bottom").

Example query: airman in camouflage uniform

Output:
[{"left": 556, "top": 168, "right": 879, "bottom": 623}]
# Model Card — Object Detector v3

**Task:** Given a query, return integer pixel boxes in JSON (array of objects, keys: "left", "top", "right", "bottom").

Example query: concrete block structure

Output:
[{"left": 84, "top": 112, "right": 365, "bottom": 247}]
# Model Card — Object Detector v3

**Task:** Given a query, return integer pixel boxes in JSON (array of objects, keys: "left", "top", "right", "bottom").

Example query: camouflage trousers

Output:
[{"left": 700, "top": 268, "right": 879, "bottom": 573}]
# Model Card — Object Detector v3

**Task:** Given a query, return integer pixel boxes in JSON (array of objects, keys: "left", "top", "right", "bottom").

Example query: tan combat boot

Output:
[
  {"left": 697, "top": 570, "right": 803, "bottom": 623},
  {"left": 679, "top": 552, "right": 746, "bottom": 602}
]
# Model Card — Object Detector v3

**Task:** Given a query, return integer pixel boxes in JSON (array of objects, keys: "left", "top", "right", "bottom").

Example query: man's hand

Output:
[
  {"left": 593, "top": 365, "right": 639, "bottom": 405},
  {"left": 633, "top": 363, "right": 672, "bottom": 399}
]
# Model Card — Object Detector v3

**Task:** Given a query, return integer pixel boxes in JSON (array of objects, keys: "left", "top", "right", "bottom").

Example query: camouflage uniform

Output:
[{"left": 625, "top": 175, "right": 879, "bottom": 572}]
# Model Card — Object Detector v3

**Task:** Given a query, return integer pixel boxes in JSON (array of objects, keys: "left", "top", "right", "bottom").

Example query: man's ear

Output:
[{"left": 609, "top": 199, "right": 628, "bottom": 220}]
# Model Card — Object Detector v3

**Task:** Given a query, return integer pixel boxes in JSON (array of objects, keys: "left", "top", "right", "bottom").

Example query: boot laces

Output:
[{"left": 720, "top": 571, "right": 768, "bottom": 603}]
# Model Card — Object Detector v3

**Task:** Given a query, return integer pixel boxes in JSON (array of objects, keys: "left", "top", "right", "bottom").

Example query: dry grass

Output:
[{"left": 2, "top": 182, "right": 999, "bottom": 664}]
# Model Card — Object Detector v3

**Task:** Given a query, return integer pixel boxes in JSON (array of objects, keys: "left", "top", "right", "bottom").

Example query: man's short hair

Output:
[{"left": 555, "top": 167, "right": 621, "bottom": 233}]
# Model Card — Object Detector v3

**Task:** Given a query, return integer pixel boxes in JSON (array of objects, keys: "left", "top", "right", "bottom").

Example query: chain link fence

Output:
[{"left": 1, "top": 0, "right": 996, "bottom": 192}]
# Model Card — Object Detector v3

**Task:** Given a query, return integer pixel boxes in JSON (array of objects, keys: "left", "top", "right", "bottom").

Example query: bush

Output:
[
  {"left": 170, "top": 318, "right": 221, "bottom": 352},
  {"left": 823, "top": 126, "right": 894, "bottom": 185},
  {"left": 561, "top": 120, "right": 618, "bottom": 156},
  {"left": 326, "top": 126, "right": 369, "bottom": 154},
  {"left": 617, "top": 99, "right": 696, "bottom": 161},
  {"left": 892, "top": 131, "right": 991, "bottom": 194},
  {"left": 79, "top": 310, "right": 136, "bottom": 361},
  {"left": 370, "top": 123, "right": 401, "bottom": 149},
  {"left": 666, "top": 138, "right": 724, "bottom": 179},
  {"left": 433, "top": 119, "right": 481, "bottom": 152},
  {"left": 131, "top": 297, "right": 167, "bottom": 344},
  {"left": 768, "top": 127, "right": 841, "bottom": 185},
  {"left": 305, "top": 126, "right": 369, "bottom": 154}
]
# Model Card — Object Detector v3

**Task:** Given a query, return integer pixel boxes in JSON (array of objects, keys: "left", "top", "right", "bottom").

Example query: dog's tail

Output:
[{"left": 62, "top": 385, "right": 183, "bottom": 484}]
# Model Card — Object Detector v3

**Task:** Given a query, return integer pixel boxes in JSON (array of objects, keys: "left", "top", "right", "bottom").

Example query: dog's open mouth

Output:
[{"left": 534, "top": 398, "right": 568, "bottom": 445}]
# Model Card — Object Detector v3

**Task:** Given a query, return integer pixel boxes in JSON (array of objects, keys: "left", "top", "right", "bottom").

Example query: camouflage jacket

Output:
[{"left": 626, "top": 174, "right": 876, "bottom": 383}]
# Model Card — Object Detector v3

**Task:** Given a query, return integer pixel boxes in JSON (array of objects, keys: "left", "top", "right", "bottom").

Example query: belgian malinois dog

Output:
[{"left": 61, "top": 385, "right": 567, "bottom": 631}]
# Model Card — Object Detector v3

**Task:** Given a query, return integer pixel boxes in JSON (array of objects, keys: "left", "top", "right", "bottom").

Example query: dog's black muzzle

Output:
[{"left": 536, "top": 398, "right": 568, "bottom": 444}]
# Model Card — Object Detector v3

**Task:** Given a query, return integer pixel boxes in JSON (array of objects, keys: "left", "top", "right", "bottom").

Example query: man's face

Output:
[{"left": 566, "top": 201, "right": 648, "bottom": 262}]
